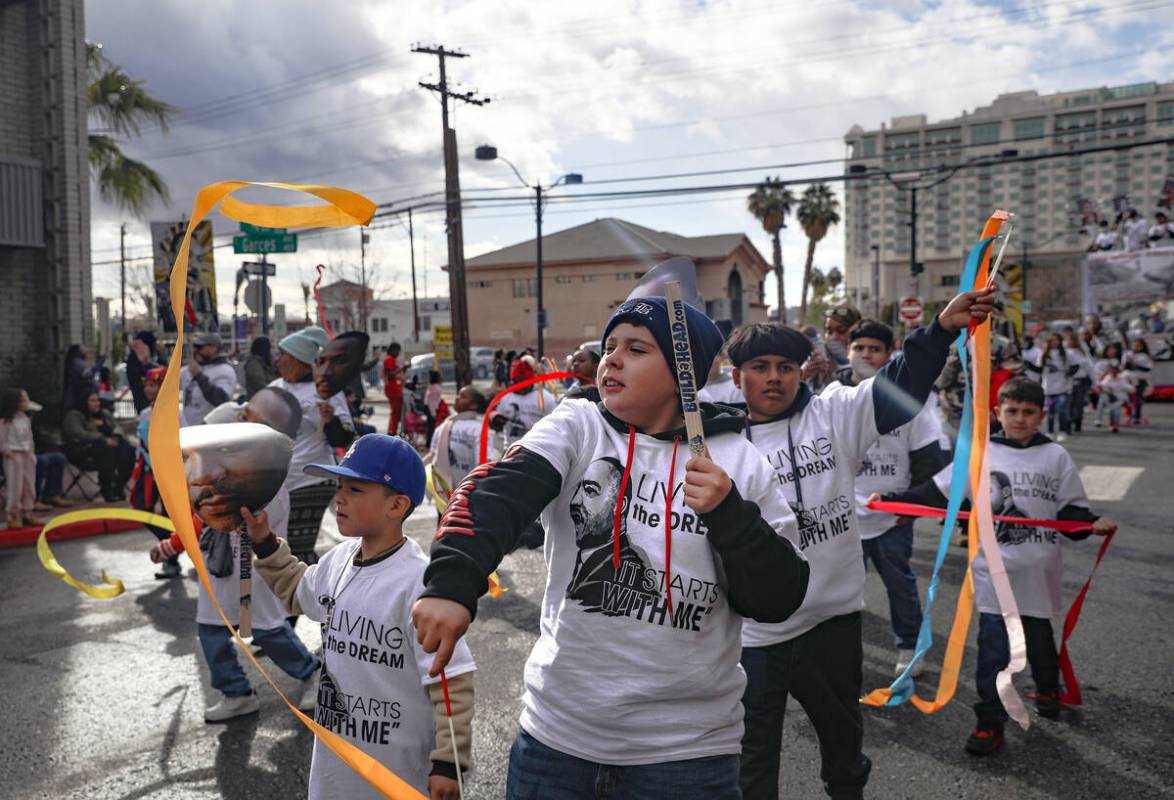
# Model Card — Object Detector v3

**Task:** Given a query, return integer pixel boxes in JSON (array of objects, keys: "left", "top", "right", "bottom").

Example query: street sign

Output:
[
  {"left": 242, "top": 260, "right": 276, "bottom": 277},
  {"left": 240, "top": 222, "right": 288, "bottom": 236},
  {"left": 433, "top": 324, "right": 454, "bottom": 364},
  {"left": 233, "top": 233, "right": 298, "bottom": 254},
  {"left": 244, "top": 281, "right": 271, "bottom": 314},
  {"left": 899, "top": 296, "right": 923, "bottom": 322}
]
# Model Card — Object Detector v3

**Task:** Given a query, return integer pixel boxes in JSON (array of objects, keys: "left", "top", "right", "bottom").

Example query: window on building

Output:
[
  {"left": 582, "top": 275, "right": 595, "bottom": 283},
  {"left": 420, "top": 317, "right": 432, "bottom": 332},
  {"left": 555, "top": 276, "right": 573, "bottom": 284},
  {"left": 862, "top": 137, "right": 877, "bottom": 157},
  {"left": 971, "top": 123, "right": 1000, "bottom": 145},
  {"left": 1159, "top": 101, "right": 1174, "bottom": 127},
  {"left": 512, "top": 278, "right": 537, "bottom": 298},
  {"left": 1013, "top": 117, "right": 1046, "bottom": 140}
]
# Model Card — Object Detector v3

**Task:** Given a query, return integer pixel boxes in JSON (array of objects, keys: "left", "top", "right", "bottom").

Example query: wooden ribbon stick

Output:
[
  {"left": 238, "top": 531, "right": 253, "bottom": 639},
  {"left": 664, "top": 282, "right": 706, "bottom": 456}
]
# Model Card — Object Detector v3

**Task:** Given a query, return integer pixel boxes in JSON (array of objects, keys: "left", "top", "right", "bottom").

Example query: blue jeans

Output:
[
  {"left": 35, "top": 452, "right": 65, "bottom": 500},
  {"left": 974, "top": 613, "right": 1058, "bottom": 723},
  {"left": 197, "top": 622, "right": 319, "bottom": 698},
  {"left": 506, "top": 728, "right": 740, "bottom": 800},
  {"left": 1045, "top": 392, "right": 1070, "bottom": 435},
  {"left": 861, "top": 523, "right": 923, "bottom": 650}
]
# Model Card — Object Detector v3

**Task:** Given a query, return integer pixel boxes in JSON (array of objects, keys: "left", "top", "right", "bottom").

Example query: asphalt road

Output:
[{"left": 2, "top": 392, "right": 1172, "bottom": 799}]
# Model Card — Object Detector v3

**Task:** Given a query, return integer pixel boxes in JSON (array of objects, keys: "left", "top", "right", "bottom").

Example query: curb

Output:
[{"left": 0, "top": 518, "right": 145, "bottom": 550}]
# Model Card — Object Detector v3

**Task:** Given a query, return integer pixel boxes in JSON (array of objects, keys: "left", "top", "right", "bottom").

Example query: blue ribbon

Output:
[{"left": 884, "top": 236, "right": 996, "bottom": 705}]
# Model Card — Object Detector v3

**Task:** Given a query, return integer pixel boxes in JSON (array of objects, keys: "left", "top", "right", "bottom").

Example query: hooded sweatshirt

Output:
[
  {"left": 884, "top": 432, "right": 1095, "bottom": 617},
  {"left": 740, "top": 319, "right": 956, "bottom": 647},
  {"left": 421, "top": 399, "right": 809, "bottom": 766}
]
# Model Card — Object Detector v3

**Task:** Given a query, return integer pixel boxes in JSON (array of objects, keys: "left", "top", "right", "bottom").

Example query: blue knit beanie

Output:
[{"left": 601, "top": 297, "right": 724, "bottom": 389}]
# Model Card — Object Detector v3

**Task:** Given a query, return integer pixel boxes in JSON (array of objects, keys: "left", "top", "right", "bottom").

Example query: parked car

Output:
[
  {"left": 470, "top": 346, "right": 495, "bottom": 380},
  {"left": 406, "top": 353, "right": 455, "bottom": 386}
]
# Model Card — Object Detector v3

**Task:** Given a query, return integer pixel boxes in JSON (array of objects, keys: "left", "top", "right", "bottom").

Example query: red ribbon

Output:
[
  {"left": 478, "top": 372, "right": 578, "bottom": 464},
  {"left": 313, "top": 263, "right": 334, "bottom": 338},
  {"left": 867, "top": 500, "right": 1094, "bottom": 534},
  {"left": 869, "top": 499, "right": 1114, "bottom": 705}
]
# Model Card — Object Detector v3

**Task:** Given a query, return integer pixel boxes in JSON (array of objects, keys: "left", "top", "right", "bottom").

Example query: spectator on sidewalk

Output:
[
  {"left": 242, "top": 336, "right": 277, "bottom": 399},
  {"left": 126, "top": 331, "right": 162, "bottom": 413},
  {"left": 62, "top": 391, "right": 134, "bottom": 502}
]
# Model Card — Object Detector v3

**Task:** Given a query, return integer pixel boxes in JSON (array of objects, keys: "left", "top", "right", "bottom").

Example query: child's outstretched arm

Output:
[
  {"left": 415, "top": 446, "right": 563, "bottom": 676},
  {"left": 244, "top": 507, "right": 309, "bottom": 616},
  {"left": 425, "top": 672, "right": 474, "bottom": 800}
]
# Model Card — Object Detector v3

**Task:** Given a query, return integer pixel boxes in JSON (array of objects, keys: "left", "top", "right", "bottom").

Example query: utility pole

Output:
[
  {"left": 360, "top": 228, "right": 369, "bottom": 331},
  {"left": 535, "top": 184, "right": 545, "bottom": 358},
  {"left": 413, "top": 43, "right": 489, "bottom": 388},
  {"left": 908, "top": 186, "right": 920, "bottom": 297},
  {"left": 119, "top": 223, "right": 127, "bottom": 342},
  {"left": 408, "top": 207, "right": 419, "bottom": 343}
]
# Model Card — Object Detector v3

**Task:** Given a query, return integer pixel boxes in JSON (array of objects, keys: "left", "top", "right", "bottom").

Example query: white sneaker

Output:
[
  {"left": 204, "top": 692, "right": 260, "bottom": 723},
  {"left": 297, "top": 676, "right": 318, "bottom": 712},
  {"left": 1056, "top": 433, "right": 1068, "bottom": 442},
  {"left": 895, "top": 650, "right": 924, "bottom": 678}
]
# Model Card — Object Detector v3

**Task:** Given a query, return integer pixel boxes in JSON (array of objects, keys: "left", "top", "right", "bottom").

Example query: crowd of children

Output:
[{"left": 126, "top": 277, "right": 1140, "bottom": 800}]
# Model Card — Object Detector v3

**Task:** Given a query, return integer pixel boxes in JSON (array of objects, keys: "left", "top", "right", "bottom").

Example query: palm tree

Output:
[
  {"left": 746, "top": 176, "right": 794, "bottom": 323},
  {"left": 797, "top": 183, "right": 841, "bottom": 321},
  {"left": 87, "top": 42, "right": 175, "bottom": 216}
]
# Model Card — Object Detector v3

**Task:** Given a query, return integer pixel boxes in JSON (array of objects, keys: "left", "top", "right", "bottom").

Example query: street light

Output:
[{"left": 475, "top": 144, "right": 583, "bottom": 359}]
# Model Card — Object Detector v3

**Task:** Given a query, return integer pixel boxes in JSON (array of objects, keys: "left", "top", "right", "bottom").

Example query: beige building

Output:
[
  {"left": 463, "top": 217, "right": 773, "bottom": 356},
  {"left": 843, "top": 81, "right": 1174, "bottom": 321}
]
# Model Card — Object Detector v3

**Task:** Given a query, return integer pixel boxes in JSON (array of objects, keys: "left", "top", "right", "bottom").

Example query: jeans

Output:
[
  {"left": 861, "top": 523, "right": 923, "bottom": 650},
  {"left": 1045, "top": 392, "right": 1070, "bottom": 435},
  {"left": 35, "top": 452, "right": 65, "bottom": 500},
  {"left": 740, "top": 613, "right": 871, "bottom": 800},
  {"left": 1132, "top": 381, "right": 1148, "bottom": 422},
  {"left": 197, "top": 622, "right": 319, "bottom": 698},
  {"left": 1068, "top": 378, "right": 1091, "bottom": 432},
  {"left": 974, "top": 613, "right": 1058, "bottom": 723},
  {"left": 506, "top": 729, "right": 740, "bottom": 800}
]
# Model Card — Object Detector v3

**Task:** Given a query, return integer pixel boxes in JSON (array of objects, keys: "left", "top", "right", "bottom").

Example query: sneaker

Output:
[
  {"left": 1093, "top": 420, "right": 1102, "bottom": 428},
  {"left": 895, "top": 649, "right": 924, "bottom": 678},
  {"left": 154, "top": 559, "right": 181, "bottom": 580},
  {"left": 297, "top": 676, "right": 318, "bottom": 712},
  {"left": 1111, "top": 425, "right": 1119, "bottom": 433},
  {"left": 204, "top": 692, "right": 260, "bottom": 723},
  {"left": 1035, "top": 690, "right": 1061, "bottom": 718},
  {"left": 1056, "top": 433, "right": 1068, "bottom": 442},
  {"left": 965, "top": 721, "right": 1005, "bottom": 755}
]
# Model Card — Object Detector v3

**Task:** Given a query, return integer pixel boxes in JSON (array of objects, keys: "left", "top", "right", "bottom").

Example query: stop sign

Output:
[{"left": 899, "top": 297, "right": 923, "bottom": 322}]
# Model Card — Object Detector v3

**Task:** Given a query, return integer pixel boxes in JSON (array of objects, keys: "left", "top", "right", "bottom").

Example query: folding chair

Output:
[{"left": 62, "top": 447, "right": 103, "bottom": 502}]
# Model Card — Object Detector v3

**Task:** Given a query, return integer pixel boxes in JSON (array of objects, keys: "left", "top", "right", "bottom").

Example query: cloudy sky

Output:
[{"left": 86, "top": 0, "right": 1173, "bottom": 323}]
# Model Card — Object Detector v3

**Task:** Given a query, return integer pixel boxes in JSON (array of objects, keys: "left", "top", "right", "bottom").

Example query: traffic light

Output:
[{"left": 911, "top": 261, "right": 925, "bottom": 276}]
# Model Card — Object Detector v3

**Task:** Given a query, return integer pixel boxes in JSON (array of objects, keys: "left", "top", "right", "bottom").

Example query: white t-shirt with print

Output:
[
  {"left": 296, "top": 536, "right": 476, "bottom": 799},
  {"left": 698, "top": 377, "right": 744, "bottom": 406},
  {"left": 268, "top": 378, "right": 352, "bottom": 491},
  {"left": 196, "top": 487, "right": 291, "bottom": 629},
  {"left": 741, "top": 381, "right": 882, "bottom": 646},
  {"left": 428, "top": 414, "right": 496, "bottom": 491},
  {"left": 518, "top": 399, "right": 802, "bottom": 766},
  {"left": 822, "top": 385, "right": 942, "bottom": 540},
  {"left": 932, "top": 438, "right": 1090, "bottom": 617},
  {"left": 498, "top": 388, "right": 557, "bottom": 447}
]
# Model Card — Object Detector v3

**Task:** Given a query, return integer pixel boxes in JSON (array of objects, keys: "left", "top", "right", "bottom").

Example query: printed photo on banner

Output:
[{"left": 152, "top": 219, "right": 219, "bottom": 333}]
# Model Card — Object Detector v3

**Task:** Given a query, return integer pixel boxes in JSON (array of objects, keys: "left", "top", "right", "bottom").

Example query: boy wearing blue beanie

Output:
[{"left": 412, "top": 296, "right": 810, "bottom": 799}]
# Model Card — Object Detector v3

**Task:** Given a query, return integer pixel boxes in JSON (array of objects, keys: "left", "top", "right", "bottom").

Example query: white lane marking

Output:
[{"left": 1079, "top": 465, "right": 1143, "bottom": 502}]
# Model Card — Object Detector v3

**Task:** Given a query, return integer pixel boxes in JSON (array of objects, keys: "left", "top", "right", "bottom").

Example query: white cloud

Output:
[{"left": 85, "top": 0, "right": 1170, "bottom": 329}]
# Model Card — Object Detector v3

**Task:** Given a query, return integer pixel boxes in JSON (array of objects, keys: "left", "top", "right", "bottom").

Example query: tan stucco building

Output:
[{"left": 464, "top": 217, "right": 773, "bottom": 357}]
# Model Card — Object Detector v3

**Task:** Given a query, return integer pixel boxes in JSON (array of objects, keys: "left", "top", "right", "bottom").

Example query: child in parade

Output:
[
  {"left": 425, "top": 386, "right": 495, "bottom": 502},
  {"left": 0, "top": 388, "right": 43, "bottom": 530},
  {"left": 729, "top": 288, "right": 995, "bottom": 800},
  {"left": 1097, "top": 363, "right": 1133, "bottom": 432},
  {"left": 412, "top": 297, "right": 810, "bottom": 800},
  {"left": 132, "top": 367, "right": 181, "bottom": 578},
  {"left": 880, "top": 377, "right": 1117, "bottom": 756},
  {"left": 823, "top": 320, "right": 949, "bottom": 677},
  {"left": 150, "top": 421, "right": 321, "bottom": 723},
  {"left": 250, "top": 434, "right": 475, "bottom": 800},
  {"left": 494, "top": 355, "right": 557, "bottom": 447}
]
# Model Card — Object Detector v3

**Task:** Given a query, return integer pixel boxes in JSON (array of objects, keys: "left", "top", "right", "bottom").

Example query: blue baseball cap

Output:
[{"left": 304, "top": 434, "right": 425, "bottom": 507}]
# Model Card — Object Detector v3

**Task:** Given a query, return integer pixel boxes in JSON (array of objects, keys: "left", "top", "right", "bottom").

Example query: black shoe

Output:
[
  {"left": 154, "top": 559, "right": 181, "bottom": 580},
  {"left": 1035, "top": 690, "right": 1061, "bottom": 718},
  {"left": 965, "top": 721, "right": 1005, "bottom": 755}
]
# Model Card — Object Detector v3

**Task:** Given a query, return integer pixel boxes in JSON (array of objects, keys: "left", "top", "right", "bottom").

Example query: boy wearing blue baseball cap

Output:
[{"left": 245, "top": 433, "right": 475, "bottom": 800}]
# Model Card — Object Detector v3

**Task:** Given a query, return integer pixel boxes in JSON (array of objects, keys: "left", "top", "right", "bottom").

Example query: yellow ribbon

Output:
[{"left": 37, "top": 508, "right": 174, "bottom": 598}]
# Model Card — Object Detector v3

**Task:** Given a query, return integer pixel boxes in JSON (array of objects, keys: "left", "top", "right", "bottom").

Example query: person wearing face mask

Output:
[
  {"left": 180, "top": 332, "right": 239, "bottom": 426},
  {"left": 825, "top": 320, "right": 948, "bottom": 677}
]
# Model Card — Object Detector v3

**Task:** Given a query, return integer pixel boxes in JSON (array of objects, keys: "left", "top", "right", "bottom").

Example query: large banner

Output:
[
  {"left": 152, "top": 220, "right": 218, "bottom": 332},
  {"left": 1082, "top": 248, "right": 1174, "bottom": 313}
]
